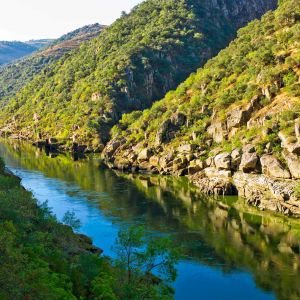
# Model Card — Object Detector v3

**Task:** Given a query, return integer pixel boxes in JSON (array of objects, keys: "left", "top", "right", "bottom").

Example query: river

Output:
[{"left": 1, "top": 140, "right": 300, "bottom": 300}]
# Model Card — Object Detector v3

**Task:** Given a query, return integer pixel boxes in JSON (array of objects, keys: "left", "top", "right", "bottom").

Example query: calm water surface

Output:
[{"left": 1, "top": 140, "right": 300, "bottom": 300}]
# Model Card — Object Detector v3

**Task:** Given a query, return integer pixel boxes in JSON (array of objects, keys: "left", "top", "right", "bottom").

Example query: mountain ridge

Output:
[
  {"left": 0, "top": 23, "right": 105, "bottom": 104},
  {"left": 0, "top": 39, "right": 53, "bottom": 65}
]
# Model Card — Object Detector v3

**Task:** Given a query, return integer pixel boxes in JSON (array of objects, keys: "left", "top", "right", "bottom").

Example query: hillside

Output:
[
  {"left": 103, "top": 0, "right": 300, "bottom": 215},
  {"left": 0, "top": 39, "right": 52, "bottom": 65},
  {"left": 0, "top": 24, "right": 104, "bottom": 104},
  {"left": 0, "top": 0, "right": 277, "bottom": 150}
]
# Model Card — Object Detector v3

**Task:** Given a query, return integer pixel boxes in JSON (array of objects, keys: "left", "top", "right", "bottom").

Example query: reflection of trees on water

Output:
[{"left": 1, "top": 140, "right": 300, "bottom": 300}]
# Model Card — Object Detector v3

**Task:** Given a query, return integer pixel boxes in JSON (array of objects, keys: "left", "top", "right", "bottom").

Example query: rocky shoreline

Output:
[{"left": 102, "top": 136, "right": 300, "bottom": 217}]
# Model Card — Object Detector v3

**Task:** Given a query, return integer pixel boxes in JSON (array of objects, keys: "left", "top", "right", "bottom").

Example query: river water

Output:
[{"left": 1, "top": 140, "right": 300, "bottom": 300}]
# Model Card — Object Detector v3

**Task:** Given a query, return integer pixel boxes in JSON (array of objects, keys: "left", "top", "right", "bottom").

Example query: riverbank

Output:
[
  {"left": 0, "top": 151, "right": 181, "bottom": 300},
  {"left": 0, "top": 158, "right": 107, "bottom": 299},
  {"left": 6, "top": 135, "right": 300, "bottom": 217},
  {"left": 102, "top": 139, "right": 300, "bottom": 217}
]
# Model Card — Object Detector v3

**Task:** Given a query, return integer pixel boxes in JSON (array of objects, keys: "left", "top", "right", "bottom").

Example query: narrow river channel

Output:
[{"left": 1, "top": 140, "right": 300, "bottom": 300}]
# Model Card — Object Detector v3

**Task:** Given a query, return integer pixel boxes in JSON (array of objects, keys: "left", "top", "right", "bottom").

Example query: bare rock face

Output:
[
  {"left": 226, "top": 96, "right": 260, "bottom": 130},
  {"left": 102, "top": 139, "right": 122, "bottom": 158},
  {"left": 233, "top": 172, "right": 300, "bottom": 216},
  {"left": 231, "top": 149, "right": 242, "bottom": 171},
  {"left": 239, "top": 146, "right": 260, "bottom": 173},
  {"left": 204, "top": 167, "right": 232, "bottom": 178},
  {"left": 138, "top": 148, "right": 152, "bottom": 161},
  {"left": 214, "top": 152, "right": 231, "bottom": 170},
  {"left": 283, "top": 150, "right": 300, "bottom": 179},
  {"left": 207, "top": 120, "right": 227, "bottom": 143},
  {"left": 188, "top": 159, "right": 206, "bottom": 175},
  {"left": 260, "top": 155, "right": 291, "bottom": 179},
  {"left": 155, "top": 113, "right": 187, "bottom": 146},
  {"left": 191, "top": 172, "right": 235, "bottom": 196},
  {"left": 278, "top": 131, "right": 300, "bottom": 155},
  {"left": 177, "top": 144, "right": 197, "bottom": 154}
]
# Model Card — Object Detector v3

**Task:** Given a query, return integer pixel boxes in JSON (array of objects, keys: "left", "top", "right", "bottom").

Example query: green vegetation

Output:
[
  {"left": 112, "top": 226, "right": 180, "bottom": 299},
  {"left": 0, "top": 24, "right": 103, "bottom": 105},
  {"left": 0, "top": 0, "right": 276, "bottom": 149},
  {"left": 111, "top": 0, "right": 299, "bottom": 158},
  {"left": 294, "top": 182, "right": 300, "bottom": 198},
  {"left": 0, "top": 156, "right": 179, "bottom": 299}
]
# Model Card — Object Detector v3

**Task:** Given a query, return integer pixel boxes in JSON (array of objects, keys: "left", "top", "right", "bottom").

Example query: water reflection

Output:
[{"left": 0, "top": 140, "right": 299, "bottom": 300}]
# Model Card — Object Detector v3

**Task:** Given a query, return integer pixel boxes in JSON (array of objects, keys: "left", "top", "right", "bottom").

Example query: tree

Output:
[
  {"left": 62, "top": 210, "right": 81, "bottom": 231},
  {"left": 112, "top": 226, "right": 180, "bottom": 300}
]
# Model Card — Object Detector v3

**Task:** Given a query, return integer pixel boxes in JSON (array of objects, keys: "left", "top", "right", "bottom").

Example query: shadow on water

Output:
[{"left": 0, "top": 139, "right": 300, "bottom": 300}]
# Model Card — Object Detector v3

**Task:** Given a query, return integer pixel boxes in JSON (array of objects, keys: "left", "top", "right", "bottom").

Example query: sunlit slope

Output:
[
  {"left": 0, "top": 0, "right": 277, "bottom": 150},
  {"left": 106, "top": 0, "right": 299, "bottom": 165}
]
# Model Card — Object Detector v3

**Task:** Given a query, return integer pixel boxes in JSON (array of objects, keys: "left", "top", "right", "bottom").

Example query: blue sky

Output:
[{"left": 0, "top": 0, "right": 143, "bottom": 41}]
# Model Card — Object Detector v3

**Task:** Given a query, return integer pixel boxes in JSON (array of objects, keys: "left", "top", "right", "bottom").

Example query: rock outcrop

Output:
[{"left": 103, "top": 140, "right": 300, "bottom": 216}]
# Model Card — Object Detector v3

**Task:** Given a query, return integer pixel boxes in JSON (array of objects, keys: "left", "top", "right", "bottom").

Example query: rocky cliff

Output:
[
  {"left": 0, "top": 0, "right": 277, "bottom": 149},
  {"left": 103, "top": 0, "right": 300, "bottom": 216}
]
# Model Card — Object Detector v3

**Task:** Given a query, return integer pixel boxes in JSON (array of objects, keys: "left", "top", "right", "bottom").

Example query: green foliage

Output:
[
  {"left": 294, "top": 182, "right": 300, "bottom": 198},
  {"left": 112, "top": 226, "right": 180, "bottom": 300},
  {"left": 111, "top": 0, "right": 300, "bottom": 156},
  {"left": 0, "top": 24, "right": 103, "bottom": 105},
  {"left": 0, "top": 0, "right": 273, "bottom": 149},
  {"left": 62, "top": 210, "right": 82, "bottom": 231},
  {"left": 0, "top": 156, "right": 180, "bottom": 299},
  {"left": 0, "top": 171, "right": 106, "bottom": 299}
]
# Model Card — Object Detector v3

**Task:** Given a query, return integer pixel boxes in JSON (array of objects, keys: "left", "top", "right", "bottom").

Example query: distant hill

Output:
[
  {"left": 0, "top": 39, "right": 53, "bottom": 65},
  {"left": 0, "top": 23, "right": 105, "bottom": 104}
]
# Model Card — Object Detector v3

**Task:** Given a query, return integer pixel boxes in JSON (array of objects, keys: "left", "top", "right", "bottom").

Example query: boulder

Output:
[
  {"left": 155, "top": 113, "right": 186, "bottom": 146},
  {"left": 231, "top": 149, "right": 242, "bottom": 170},
  {"left": 188, "top": 159, "right": 205, "bottom": 175},
  {"left": 177, "top": 144, "right": 197, "bottom": 153},
  {"left": 227, "top": 107, "right": 251, "bottom": 129},
  {"left": 204, "top": 167, "right": 232, "bottom": 178},
  {"left": 239, "top": 147, "right": 259, "bottom": 173},
  {"left": 155, "top": 120, "right": 171, "bottom": 146},
  {"left": 283, "top": 150, "right": 300, "bottom": 179},
  {"left": 132, "top": 142, "right": 147, "bottom": 154},
  {"left": 159, "top": 153, "right": 174, "bottom": 169},
  {"left": 227, "top": 96, "right": 260, "bottom": 130},
  {"left": 149, "top": 156, "right": 160, "bottom": 167},
  {"left": 260, "top": 155, "right": 291, "bottom": 179},
  {"left": 103, "top": 139, "right": 122, "bottom": 157},
  {"left": 278, "top": 131, "right": 300, "bottom": 154},
  {"left": 173, "top": 157, "right": 188, "bottom": 172},
  {"left": 207, "top": 120, "right": 227, "bottom": 143},
  {"left": 214, "top": 152, "right": 231, "bottom": 170},
  {"left": 138, "top": 148, "right": 152, "bottom": 161}
]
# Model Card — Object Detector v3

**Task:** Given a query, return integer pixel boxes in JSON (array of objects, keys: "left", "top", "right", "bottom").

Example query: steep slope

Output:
[
  {"left": 0, "top": 24, "right": 104, "bottom": 104},
  {"left": 103, "top": 0, "right": 300, "bottom": 215},
  {"left": 0, "top": 39, "right": 52, "bottom": 65},
  {"left": 0, "top": 0, "right": 277, "bottom": 150}
]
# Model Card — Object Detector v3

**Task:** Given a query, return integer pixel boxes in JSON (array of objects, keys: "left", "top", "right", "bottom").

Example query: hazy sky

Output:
[{"left": 0, "top": 0, "right": 143, "bottom": 41}]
